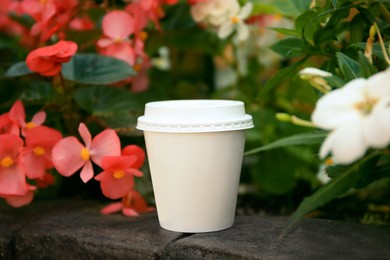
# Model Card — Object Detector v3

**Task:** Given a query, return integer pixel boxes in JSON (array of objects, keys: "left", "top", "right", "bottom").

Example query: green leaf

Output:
[
  {"left": 251, "top": 0, "right": 312, "bottom": 17},
  {"left": 257, "top": 56, "right": 307, "bottom": 98},
  {"left": 358, "top": 52, "right": 378, "bottom": 78},
  {"left": 4, "top": 62, "right": 32, "bottom": 77},
  {"left": 270, "top": 38, "right": 306, "bottom": 58},
  {"left": 336, "top": 52, "right": 360, "bottom": 80},
  {"left": 244, "top": 131, "right": 327, "bottom": 156},
  {"left": 269, "top": 27, "right": 300, "bottom": 37},
  {"left": 74, "top": 86, "right": 142, "bottom": 133},
  {"left": 281, "top": 164, "right": 360, "bottom": 238},
  {"left": 352, "top": 42, "right": 389, "bottom": 61},
  {"left": 61, "top": 54, "right": 136, "bottom": 85}
]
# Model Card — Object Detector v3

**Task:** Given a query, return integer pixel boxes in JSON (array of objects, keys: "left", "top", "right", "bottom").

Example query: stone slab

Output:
[
  {"left": 13, "top": 205, "right": 182, "bottom": 260},
  {"left": 2, "top": 201, "right": 390, "bottom": 259},
  {"left": 163, "top": 215, "right": 390, "bottom": 259}
]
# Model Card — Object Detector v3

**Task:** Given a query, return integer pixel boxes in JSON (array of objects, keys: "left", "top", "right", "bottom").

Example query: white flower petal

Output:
[
  {"left": 218, "top": 22, "right": 234, "bottom": 39},
  {"left": 238, "top": 2, "right": 253, "bottom": 20},
  {"left": 319, "top": 131, "right": 335, "bottom": 159},
  {"left": 312, "top": 78, "right": 367, "bottom": 129},
  {"left": 190, "top": 5, "right": 207, "bottom": 22},
  {"left": 367, "top": 68, "right": 390, "bottom": 98},
  {"left": 331, "top": 123, "right": 367, "bottom": 164},
  {"left": 237, "top": 22, "right": 249, "bottom": 41},
  {"left": 364, "top": 96, "right": 390, "bottom": 147},
  {"left": 299, "top": 67, "right": 332, "bottom": 77}
]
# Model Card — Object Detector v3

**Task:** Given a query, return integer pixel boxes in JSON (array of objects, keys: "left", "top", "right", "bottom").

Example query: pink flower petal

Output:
[
  {"left": 51, "top": 136, "right": 86, "bottom": 177},
  {"left": 20, "top": 149, "right": 46, "bottom": 179},
  {"left": 100, "top": 172, "right": 134, "bottom": 199},
  {"left": 125, "top": 168, "right": 143, "bottom": 177},
  {"left": 90, "top": 129, "right": 121, "bottom": 167},
  {"left": 101, "top": 202, "right": 123, "bottom": 215},
  {"left": 101, "top": 156, "right": 137, "bottom": 172},
  {"left": 97, "top": 37, "right": 114, "bottom": 48},
  {"left": 78, "top": 123, "right": 91, "bottom": 148},
  {"left": 102, "top": 10, "right": 134, "bottom": 39},
  {"left": 94, "top": 170, "right": 111, "bottom": 181},
  {"left": 31, "top": 111, "right": 46, "bottom": 125},
  {"left": 103, "top": 43, "right": 136, "bottom": 66},
  {"left": 122, "top": 145, "right": 145, "bottom": 168},
  {"left": 122, "top": 207, "right": 139, "bottom": 217},
  {"left": 0, "top": 161, "right": 27, "bottom": 196},
  {"left": 80, "top": 159, "right": 94, "bottom": 183},
  {"left": 0, "top": 134, "right": 24, "bottom": 158},
  {"left": 8, "top": 100, "right": 26, "bottom": 127},
  {"left": 4, "top": 189, "right": 34, "bottom": 208}
]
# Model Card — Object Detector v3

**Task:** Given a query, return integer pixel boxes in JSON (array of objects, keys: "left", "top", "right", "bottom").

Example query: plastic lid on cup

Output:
[{"left": 136, "top": 100, "right": 254, "bottom": 133}]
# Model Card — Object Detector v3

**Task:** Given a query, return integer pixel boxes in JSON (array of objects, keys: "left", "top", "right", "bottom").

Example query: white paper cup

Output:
[{"left": 137, "top": 100, "right": 253, "bottom": 233}]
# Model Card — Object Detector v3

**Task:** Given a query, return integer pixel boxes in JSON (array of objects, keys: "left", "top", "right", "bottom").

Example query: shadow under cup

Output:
[{"left": 137, "top": 100, "right": 253, "bottom": 233}]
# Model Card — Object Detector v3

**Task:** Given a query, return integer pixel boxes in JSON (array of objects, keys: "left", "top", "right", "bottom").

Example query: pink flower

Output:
[
  {"left": 0, "top": 134, "right": 28, "bottom": 196},
  {"left": 26, "top": 41, "right": 78, "bottom": 76},
  {"left": 97, "top": 10, "right": 136, "bottom": 65},
  {"left": 20, "top": 126, "right": 62, "bottom": 180},
  {"left": 35, "top": 173, "right": 55, "bottom": 188},
  {"left": 0, "top": 113, "right": 19, "bottom": 135},
  {"left": 95, "top": 155, "right": 143, "bottom": 199},
  {"left": 8, "top": 100, "right": 46, "bottom": 136},
  {"left": 101, "top": 189, "right": 154, "bottom": 217},
  {"left": 52, "top": 123, "right": 121, "bottom": 183},
  {"left": 4, "top": 184, "right": 36, "bottom": 208},
  {"left": 122, "top": 144, "right": 145, "bottom": 168}
]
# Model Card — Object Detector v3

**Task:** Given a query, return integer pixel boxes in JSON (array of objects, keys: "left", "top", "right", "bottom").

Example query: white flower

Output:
[
  {"left": 299, "top": 68, "right": 333, "bottom": 78},
  {"left": 218, "top": 2, "right": 253, "bottom": 41},
  {"left": 190, "top": 0, "right": 239, "bottom": 27},
  {"left": 312, "top": 68, "right": 390, "bottom": 164},
  {"left": 152, "top": 46, "right": 171, "bottom": 71}
]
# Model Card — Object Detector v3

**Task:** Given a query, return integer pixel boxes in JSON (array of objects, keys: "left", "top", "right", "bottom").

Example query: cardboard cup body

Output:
[{"left": 137, "top": 100, "right": 253, "bottom": 232}]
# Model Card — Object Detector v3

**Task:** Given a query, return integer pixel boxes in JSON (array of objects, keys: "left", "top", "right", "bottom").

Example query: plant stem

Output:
[{"left": 374, "top": 23, "right": 390, "bottom": 65}]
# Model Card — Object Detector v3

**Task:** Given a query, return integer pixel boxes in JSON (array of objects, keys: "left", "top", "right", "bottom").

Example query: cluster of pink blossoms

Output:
[
  {"left": 0, "top": 100, "right": 153, "bottom": 216},
  {"left": 0, "top": 0, "right": 93, "bottom": 47}
]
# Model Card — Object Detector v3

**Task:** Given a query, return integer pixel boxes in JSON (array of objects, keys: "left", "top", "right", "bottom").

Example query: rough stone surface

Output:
[
  {"left": 1, "top": 201, "right": 390, "bottom": 259},
  {"left": 164, "top": 215, "right": 390, "bottom": 259}
]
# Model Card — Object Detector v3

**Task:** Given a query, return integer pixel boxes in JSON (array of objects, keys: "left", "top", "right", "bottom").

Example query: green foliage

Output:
[
  {"left": 245, "top": 131, "right": 326, "bottom": 156},
  {"left": 61, "top": 54, "right": 136, "bottom": 85},
  {"left": 4, "top": 62, "right": 32, "bottom": 77},
  {"left": 74, "top": 86, "right": 143, "bottom": 133}
]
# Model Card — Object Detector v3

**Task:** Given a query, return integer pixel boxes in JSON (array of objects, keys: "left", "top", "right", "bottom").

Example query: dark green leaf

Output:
[
  {"left": 281, "top": 164, "right": 360, "bottom": 237},
  {"left": 19, "top": 81, "right": 56, "bottom": 102},
  {"left": 269, "top": 27, "right": 300, "bottom": 37},
  {"left": 270, "top": 38, "right": 306, "bottom": 58},
  {"left": 61, "top": 54, "right": 136, "bottom": 85},
  {"left": 4, "top": 62, "right": 32, "bottom": 77},
  {"left": 336, "top": 52, "right": 360, "bottom": 80},
  {"left": 257, "top": 57, "right": 307, "bottom": 97},
  {"left": 358, "top": 52, "right": 378, "bottom": 78},
  {"left": 244, "top": 131, "right": 327, "bottom": 156},
  {"left": 74, "top": 86, "right": 142, "bottom": 132}
]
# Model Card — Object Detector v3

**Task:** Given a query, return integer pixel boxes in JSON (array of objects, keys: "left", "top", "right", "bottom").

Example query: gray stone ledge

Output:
[{"left": 1, "top": 200, "right": 389, "bottom": 259}]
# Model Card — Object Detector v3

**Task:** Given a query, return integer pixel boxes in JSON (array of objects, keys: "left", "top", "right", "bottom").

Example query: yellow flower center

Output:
[
  {"left": 231, "top": 16, "right": 240, "bottom": 24},
  {"left": 40, "top": 0, "right": 48, "bottom": 4},
  {"left": 139, "top": 31, "right": 148, "bottom": 41},
  {"left": 80, "top": 147, "right": 90, "bottom": 161},
  {"left": 133, "top": 64, "right": 142, "bottom": 71},
  {"left": 26, "top": 122, "right": 37, "bottom": 130},
  {"left": 114, "top": 36, "right": 122, "bottom": 43},
  {"left": 33, "top": 146, "right": 45, "bottom": 156},
  {"left": 1, "top": 156, "right": 14, "bottom": 168},
  {"left": 113, "top": 170, "right": 125, "bottom": 179},
  {"left": 355, "top": 97, "right": 378, "bottom": 115}
]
